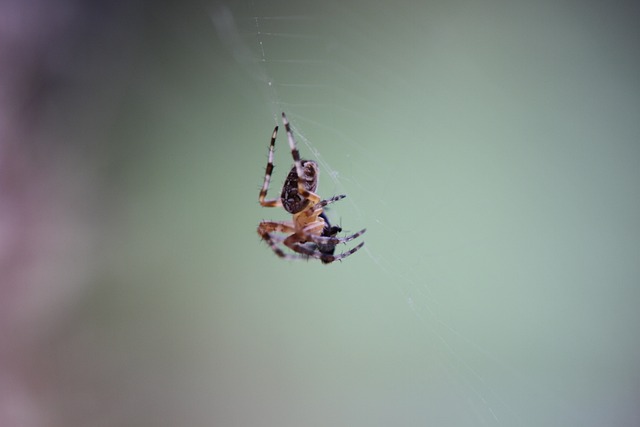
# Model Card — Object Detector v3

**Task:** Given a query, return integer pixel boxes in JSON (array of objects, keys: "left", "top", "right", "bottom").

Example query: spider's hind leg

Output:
[
  {"left": 310, "top": 227, "right": 367, "bottom": 247},
  {"left": 313, "top": 208, "right": 367, "bottom": 246},
  {"left": 320, "top": 241, "right": 366, "bottom": 264},
  {"left": 315, "top": 212, "right": 367, "bottom": 264}
]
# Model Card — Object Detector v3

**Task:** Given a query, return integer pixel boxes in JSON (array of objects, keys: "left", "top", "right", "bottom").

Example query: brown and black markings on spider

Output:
[
  {"left": 281, "top": 160, "right": 319, "bottom": 214},
  {"left": 257, "top": 112, "right": 366, "bottom": 264}
]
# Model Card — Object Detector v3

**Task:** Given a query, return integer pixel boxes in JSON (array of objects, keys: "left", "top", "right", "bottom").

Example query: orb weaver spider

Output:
[{"left": 257, "top": 113, "right": 366, "bottom": 264}]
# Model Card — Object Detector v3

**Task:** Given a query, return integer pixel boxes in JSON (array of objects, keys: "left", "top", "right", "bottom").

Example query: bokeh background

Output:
[{"left": 2, "top": 0, "right": 639, "bottom": 426}]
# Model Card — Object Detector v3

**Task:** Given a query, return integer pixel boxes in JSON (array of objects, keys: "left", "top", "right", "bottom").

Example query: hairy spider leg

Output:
[
  {"left": 306, "top": 196, "right": 367, "bottom": 245},
  {"left": 321, "top": 241, "right": 365, "bottom": 264},
  {"left": 257, "top": 221, "right": 300, "bottom": 260},
  {"left": 311, "top": 194, "right": 346, "bottom": 210},
  {"left": 292, "top": 194, "right": 346, "bottom": 235},
  {"left": 259, "top": 220, "right": 330, "bottom": 261},
  {"left": 283, "top": 232, "right": 365, "bottom": 264},
  {"left": 258, "top": 125, "right": 282, "bottom": 207},
  {"left": 281, "top": 112, "right": 321, "bottom": 205},
  {"left": 308, "top": 228, "right": 367, "bottom": 246}
]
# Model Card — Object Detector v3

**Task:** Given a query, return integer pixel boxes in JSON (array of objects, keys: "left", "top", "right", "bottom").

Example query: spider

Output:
[{"left": 257, "top": 112, "right": 366, "bottom": 264}]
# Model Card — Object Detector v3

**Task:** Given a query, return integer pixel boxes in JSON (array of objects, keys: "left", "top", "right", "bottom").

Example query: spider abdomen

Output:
[{"left": 281, "top": 160, "right": 318, "bottom": 213}]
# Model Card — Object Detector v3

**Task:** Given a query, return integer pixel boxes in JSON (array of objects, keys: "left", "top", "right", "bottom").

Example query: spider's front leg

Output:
[
  {"left": 281, "top": 113, "right": 323, "bottom": 204},
  {"left": 295, "top": 195, "right": 345, "bottom": 225},
  {"left": 258, "top": 126, "right": 282, "bottom": 208},
  {"left": 310, "top": 195, "right": 346, "bottom": 212}
]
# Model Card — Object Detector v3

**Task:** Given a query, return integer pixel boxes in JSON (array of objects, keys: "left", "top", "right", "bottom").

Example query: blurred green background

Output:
[{"left": 3, "top": 0, "right": 639, "bottom": 426}]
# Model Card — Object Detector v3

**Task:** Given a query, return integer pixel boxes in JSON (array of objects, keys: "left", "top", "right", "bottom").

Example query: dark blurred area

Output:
[
  {"left": 1, "top": 1, "right": 257, "bottom": 424},
  {"left": 0, "top": 1, "right": 145, "bottom": 425}
]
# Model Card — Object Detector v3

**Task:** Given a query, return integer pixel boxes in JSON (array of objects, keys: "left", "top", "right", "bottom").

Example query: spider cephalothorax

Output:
[{"left": 257, "top": 113, "right": 365, "bottom": 264}]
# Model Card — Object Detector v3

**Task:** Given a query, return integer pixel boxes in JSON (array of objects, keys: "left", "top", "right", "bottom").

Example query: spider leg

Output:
[
  {"left": 319, "top": 241, "right": 365, "bottom": 264},
  {"left": 305, "top": 194, "right": 367, "bottom": 244},
  {"left": 283, "top": 232, "right": 366, "bottom": 264},
  {"left": 281, "top": 112, "right": 320, "bottom": 204},
  {"left": 280, "top": 233, "right": 320, "bottom": 258},
  {"left": 281, "top": 113, "right": 303, "bottom": 178},
  {"left": 258, "top": 126, "right": 282, "bottom": 208},
  {"left": 295, "top": 195, "right": 346, "bottom": 227},
  {"left": 307, "top": 228, "right": 367, "bottom": 246},
  {"left": 257, "top": 220, "right": 299, "bottom": 259},
  {"left": 309, "top": 195, "right": 346, "bottom": 212},
  {"left": 258, "top": 220, "right": 295, "bottom": 236}
]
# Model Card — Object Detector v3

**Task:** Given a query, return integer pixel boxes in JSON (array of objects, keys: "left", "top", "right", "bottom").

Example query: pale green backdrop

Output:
[{"left": 26, "top": 0, "right": 640, "bottom": 426}]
